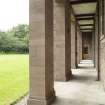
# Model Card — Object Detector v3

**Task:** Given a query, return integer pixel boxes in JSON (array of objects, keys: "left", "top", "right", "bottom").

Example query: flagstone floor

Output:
[{"left": 16, "top": 60, "right": 105, "bottom": 105}]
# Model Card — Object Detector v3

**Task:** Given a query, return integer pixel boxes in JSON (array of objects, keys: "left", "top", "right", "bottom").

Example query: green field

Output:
[{"left": 0, "top": 54, "right": 29, "bottom": 105}]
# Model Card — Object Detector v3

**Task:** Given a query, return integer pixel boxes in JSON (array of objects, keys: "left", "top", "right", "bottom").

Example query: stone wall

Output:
[{"left": 82, "top": 32, "right": 92, "bottom": 60}]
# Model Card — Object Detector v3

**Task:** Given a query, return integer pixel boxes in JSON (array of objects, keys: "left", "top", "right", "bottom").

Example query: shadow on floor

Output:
[
  {"left": 53, "top": 97, "right": 105, "bottom": 105},
  {"left": 16, "top": 60, "right": 105, "bottom": 105},
  {"left": 72, "top": 74, "right": 97, "bottom": 81},
  {"left": 52, "top": 60, "right": 105, "bottom": 105}
]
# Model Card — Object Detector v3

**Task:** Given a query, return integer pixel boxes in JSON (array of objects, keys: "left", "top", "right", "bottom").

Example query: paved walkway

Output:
[
  {"left": 53, "top": 60, "right": 105, "bottom": 105},
  {"left": 16, "top": 60, "right": 105, "bottom": 105},
  {"left": 15, "top": 96, "right": 28, "bottom": 105}
]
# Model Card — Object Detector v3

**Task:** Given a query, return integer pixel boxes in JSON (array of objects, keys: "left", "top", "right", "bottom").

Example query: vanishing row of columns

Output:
[{"left": 28, "top": 0, "right": 82, "bottom": 105}]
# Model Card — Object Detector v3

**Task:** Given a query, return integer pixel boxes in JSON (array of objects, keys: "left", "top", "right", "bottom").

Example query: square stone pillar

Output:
[
  {"left": 77, "top": 26, "right": 82, "bottom": 64},
  {"left": 27, "top": 0, "right": 55, "bottom": 105},
  {"left": 95, "top": 15, "right": 99, "bottom": 79},
  {"left": 71, "top": 20, "right": 76, "bottom": 69},
  {"left": 92, "top": 31, "right": 95, "bottom": 65},
  {"left": 54, "top": 0, "right": 72, "bottom": 81},
  {"left": 75, "top": 22, "right": 78, "bottom": 67}
]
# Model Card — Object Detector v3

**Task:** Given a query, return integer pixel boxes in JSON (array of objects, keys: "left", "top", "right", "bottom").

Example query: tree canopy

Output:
[{"left": 0, "top": 24, "right": 29, "bottom": 53}]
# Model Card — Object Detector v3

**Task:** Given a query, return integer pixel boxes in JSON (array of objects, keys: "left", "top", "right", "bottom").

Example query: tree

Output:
[
  {"left": 12, "top": 24, "right": 29, "bottom": 38},
  {"left": 0, "top": 24, "right": 29, "bottom": 53}
]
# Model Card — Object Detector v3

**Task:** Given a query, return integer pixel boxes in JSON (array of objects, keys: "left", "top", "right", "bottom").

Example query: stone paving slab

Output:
[
  {"left": 52, "top": 60, "right": 105, "bottom": 105},
  {"left": 16, "top": 60, "right": 105, "bottom": 105}
]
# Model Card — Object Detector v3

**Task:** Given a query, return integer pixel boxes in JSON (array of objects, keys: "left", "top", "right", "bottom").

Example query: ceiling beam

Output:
[
  {"left": 70, "top": 0, "right": 97, "bottom": 5},
  {"left": 80, "top": 28, "right": 94, "bottom": 30},
  {"left": 75, "top": 13, "right": 95, "bottom": 17},
  {"left": 77, "top": 17, "right": 94, "bottom": 20},
  {"left": 81, "top": 30, "right": 93, "bottom": 32},
  {"left": 80, "top": 24, "right": 94, "bottom": 26}
]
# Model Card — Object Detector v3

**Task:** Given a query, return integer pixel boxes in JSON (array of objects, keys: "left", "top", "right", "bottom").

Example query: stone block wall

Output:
[{"left": 82, "top": 32, "right": 93, "bottom": 60}]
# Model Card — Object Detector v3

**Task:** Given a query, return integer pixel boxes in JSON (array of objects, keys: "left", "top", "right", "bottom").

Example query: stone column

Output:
[
  {"left": 99, "top": 0, "right": 103, "bottom": 82},
  {"left": 79, "top": 31, "right": 82, "bottom": 62},
  {"left": 75, "top": 22, "right": 78, "bottom": 67},
  {"left": 95, "top": 14, "right": 99, "bottom": 79},
  {"left": 77, "top": 26, "right": 82, "bottom": 64},
  {"left": 54, "top": 0, "right": 72, "bottom": 81},
  {"left": 71, "top": 19, "right": 76, "bottom": 69},
  {"left": 27, "top": 0, "right": 55, "bottom": 105},
  {"left": 92, "top": 31, "right": 95, "bottom": 66}
]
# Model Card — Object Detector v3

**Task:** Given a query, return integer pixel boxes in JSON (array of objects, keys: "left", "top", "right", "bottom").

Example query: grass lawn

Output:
[{"left": 0, "top": 54, "right": 29, "bottom": 105}]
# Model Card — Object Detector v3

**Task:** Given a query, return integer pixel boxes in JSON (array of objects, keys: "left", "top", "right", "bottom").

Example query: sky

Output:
[{"left": 0, "top": 0, "right": 29, "bottom": 31}]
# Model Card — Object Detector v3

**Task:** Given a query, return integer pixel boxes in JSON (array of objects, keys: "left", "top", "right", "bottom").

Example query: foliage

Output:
[{"left": 0, "top": 24, "right": 29, "bottom": 53}]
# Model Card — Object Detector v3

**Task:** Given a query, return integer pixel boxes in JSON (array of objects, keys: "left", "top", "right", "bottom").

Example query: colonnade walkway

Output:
[
  {"left": 16, "top": 60, "right": 105, "bottom": 105},
  {"left": 53, "top": 60, "right": 105, "bottom": 105}
]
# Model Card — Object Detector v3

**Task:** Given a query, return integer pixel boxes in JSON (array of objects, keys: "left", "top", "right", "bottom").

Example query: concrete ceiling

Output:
[
  {"left": 78, "top": 20, "right": 94, "bottom": 25},
  {"left": 71, "top": 0, "right": 97, "bottom": 32},
  {"left": 80, "top": 25, "right": 93, "bottom": 29},
  {"left": 81, "top": 30, "right": 93, "bottom": 32},
  {"left": 72, "top": 3, "right": 97, "bottom": 15}
]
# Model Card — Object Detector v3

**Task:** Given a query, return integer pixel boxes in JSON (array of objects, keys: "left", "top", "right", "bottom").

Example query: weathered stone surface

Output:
[
  {"left": 100, "top": 39, "right": 105, "bottom": 89},
  {"left": 28, "top": 0, "right": 55, "bottom": 104},
  {"left": 54, "top": 0, "right": 72, "bottom": 81},
  {"left": 92, "top": 32, "right": 95, "bottom": 64},
  {"left": 99, "top": 0, "right": 105, "bottom": 88},
  {"left": 94, "top": 13, "right": 99, "bottom": 80},
  {"left": 77, "top": 26, "right": 82, "bottom": 64},
  {"left": 71, "top": 21, "right": 76, "bottom": 69}
]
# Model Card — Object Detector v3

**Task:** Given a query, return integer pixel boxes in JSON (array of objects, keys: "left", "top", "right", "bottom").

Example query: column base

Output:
[
  {"left": 71, "top": 66, "right": 76, "bottom": 69},
  {"left": 54, "top": 70, "right": 72, "bottom": 81},
  {"left": 27, "top": 91, "right": 56, "bottom": 105},
  {"left": 66, "top": 70, "right": 72, "bottom": 81}
]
